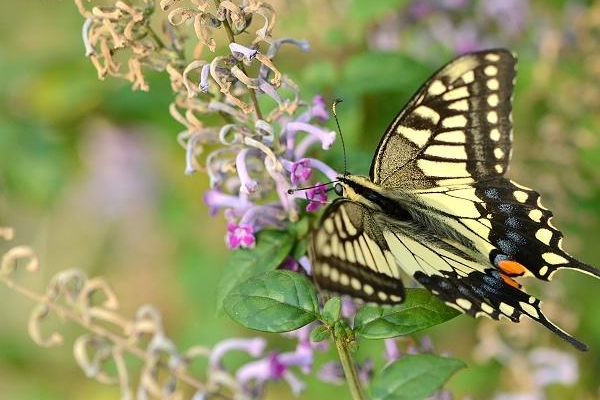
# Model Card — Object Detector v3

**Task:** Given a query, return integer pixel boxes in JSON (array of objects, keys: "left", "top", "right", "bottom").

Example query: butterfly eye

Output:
[{"left": 334, "top": 183, "right": 344, "bottom": 196}]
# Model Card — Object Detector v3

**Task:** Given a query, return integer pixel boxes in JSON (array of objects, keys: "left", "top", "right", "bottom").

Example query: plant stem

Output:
[
  {"left": 334, "top": 335, "right": 367, "bottom": 400},
  {"left": 213, "top": 0, "right": 264, "bottom": 120}
]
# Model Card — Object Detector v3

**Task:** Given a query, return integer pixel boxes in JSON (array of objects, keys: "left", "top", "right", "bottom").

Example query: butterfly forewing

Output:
[
  {"left": 310, "top": 199, "right": 405, "bottom": 304},
  {"left": 370, "top": 49, "right": 516, "bottom": 189}
]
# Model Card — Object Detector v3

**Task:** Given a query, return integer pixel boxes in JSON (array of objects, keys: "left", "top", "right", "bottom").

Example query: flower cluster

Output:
[
  {"left": 201, "top": 91, "right": 338, "bottom": 250},
  {"left": 368, "top": 0, "right": 531, "bottom": 56},
  {"left": 79, "top": 0, "right": 341, "bottom": 250}
]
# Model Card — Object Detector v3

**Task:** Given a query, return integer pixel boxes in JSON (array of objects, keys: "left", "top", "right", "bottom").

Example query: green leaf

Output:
[
  {"left": 321, "top": 297, "right": 342, "bottom": 325},
  {"left": 354, "top": 289, "right": 460, "bottom": 339},
  {"left": 216, "top": 230, "right": 295, "bottom": 312},
  {"left": 224, "top": 270, "right": 319, "bottom": 332},
  {"left": 369, "top": 354, "right": 466, "bottom": 400},
  {"left": 342, "top": 52, "right": 429, "bottom": 96},
  {"left": 310, "top": 325, "right": 330, "bottom": 342},
  {"left": 349, "top": 0, "right": 411, "bottom": 24}
]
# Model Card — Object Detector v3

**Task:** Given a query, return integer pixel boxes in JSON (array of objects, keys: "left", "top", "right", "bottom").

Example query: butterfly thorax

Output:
[
  {"left": 337, "top": 174, "right": 483, "bottom": 262},
  {"left": 337, "top": 175, "right": 412, "bottom": 222}
]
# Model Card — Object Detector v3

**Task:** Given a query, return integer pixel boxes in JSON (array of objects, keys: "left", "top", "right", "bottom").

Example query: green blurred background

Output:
[{"left": 1, "top": 0, "right": 600, "bottom": 399}]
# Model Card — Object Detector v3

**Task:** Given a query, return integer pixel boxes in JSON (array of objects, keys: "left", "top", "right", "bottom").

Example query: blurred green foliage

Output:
[{"left": 1, "top": 0, "right": 600, "bottom": 399}]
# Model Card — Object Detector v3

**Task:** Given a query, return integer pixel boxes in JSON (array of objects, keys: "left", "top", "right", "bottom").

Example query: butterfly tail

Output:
[
  {"left": 554, "top": 260, "right": 600, "bottom": 280},
  {"left": 526, "top": 304, "right": 588, "bottom": 351}
]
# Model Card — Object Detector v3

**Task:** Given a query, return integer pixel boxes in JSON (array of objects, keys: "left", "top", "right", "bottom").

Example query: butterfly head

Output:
[{"left": 335, "top": 175, "right": 383, "bottom": 205}]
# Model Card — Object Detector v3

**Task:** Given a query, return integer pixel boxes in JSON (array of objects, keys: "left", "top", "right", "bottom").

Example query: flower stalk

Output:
[
  {"left": 213, "top": 0, "right": 263, "bottom": 120},
  {"left": 334, "top": 335, "right": 367, "bottom": 400}
]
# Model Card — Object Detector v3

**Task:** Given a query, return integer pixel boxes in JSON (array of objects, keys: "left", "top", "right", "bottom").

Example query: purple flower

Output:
[
  {"left": 226, "top": 221, "right": 256, "bottom": 249},
  {"left": 407, "top": 1, "right": 435, "bottom": 20},
  {"left": 341, "top": 297, "right": 358, "bottom": 319},
  {"left": 209, "top": 337, "right": 267, "bottom": 369},
  {"left": 282, "top": 323, "right": 329, "bottom": 353},
  {"left": 480, "top": 0, "right": 530, "bottom": 36},
  {"left": 305, "top": 183, "right": 328, "bottom": 212},
  {"left": 297, "top": 256, "right": 312, "bottom": 275},
  {"left": 318, "top": 362, "right": 344, "bottom": 385},
  {"left": 384, "top": 338, "right": 401, "bottom": 363},
  {"left": 283, "top": 157, "right": 338, "bottom": 183},
  {"left": 236, "top": 149, "right": 259, "bottom": 194},
  {"left": 199, "top": 63, "right": 210, "bottom": 93},
  {"left": 280, "top": 256, "right": 300, "bottom": 271},
  {"left": 310, "top": 95, "right": 329, "bottom": 121},
  {"left": 229, "top": 43, "right": 258, "bottom": 60},
  {"left": 203, "top": 189, "right": 252, "bottom": 216},
  {"left": 236, "top": 348, "right": 312, "bottom": 396},
  {"left": 286, "top": 122, "right": 336, "bottom": 150},
  {"left": 290, "top": 158, "right": 313, "bottom": 185}
]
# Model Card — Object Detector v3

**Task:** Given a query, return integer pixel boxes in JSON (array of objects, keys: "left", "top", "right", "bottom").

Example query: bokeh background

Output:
[{"left": 1, "top": 0, "right": 600, "bottom": 399}]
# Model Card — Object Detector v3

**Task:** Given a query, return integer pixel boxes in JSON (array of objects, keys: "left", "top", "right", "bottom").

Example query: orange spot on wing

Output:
[
  {"left": 498, "top": 260, "right": 527, "bottom": 276},
  {"left": 501, "top": 273, "right": 522, "bottom": 289}
]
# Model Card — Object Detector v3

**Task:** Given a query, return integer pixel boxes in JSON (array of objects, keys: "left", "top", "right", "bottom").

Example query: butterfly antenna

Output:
[
  {"left": 287, "top": 182, "right": 337, "bottom": 195},
  {"left": 332, "top": 98, "right": 348, "bottom": 177}
]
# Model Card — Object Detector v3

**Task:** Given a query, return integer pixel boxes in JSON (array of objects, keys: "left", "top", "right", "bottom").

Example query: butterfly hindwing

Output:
[
  {"left": 370, "top": 49, "right": 516, "bottom": 189},
  {"left": 415, "top": 179, "right": 600, "bottom": 282},
  {"left": 381, "top": 227, "right": 588, "bottom": 351},
  {"left": 309, "top": 199, "right": 405, "bottom": 303}
]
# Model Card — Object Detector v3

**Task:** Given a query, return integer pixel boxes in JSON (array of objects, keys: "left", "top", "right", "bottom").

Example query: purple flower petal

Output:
[
  {"left": 229, "top": 43, "right": 258, "bottom": 60},
  {"left": 279, "top": 343, "right": 314, "bottom": 374},
  {"left": 236, "top": 149, "right": 259, "bottom": 194},
  {"left": 317, "top": 362, "right": 345, "bottom": 385},
  {"left": 226, "top": 221, "right": 256, "bottom": 249},
  {"left": 297, "top": 256, "right": 312, "bottom": 275},
  {"left": 384, "top": 338, "right": 400, "bottom": 363},
  {"left": 209, "top": 337, "right": 267, "bottom": 369},
  {"left": 203, "top": 189, "right": 252, "bottom": 216},
  {"left": 199, "top": 64, "right": 211, "bottom": 93},
  {"left": 290, "top": 158, "right": 313, "bottom": 185},
  {"left": 280, "top": 256, "right": 300, "bottom": 271},
  {"left": 310, "top": 95, "right": 329, "bottom": 121},
  {"left": 305, "top": 182, "right": 328, "bottom": 212},
  {"left": 286, "top": 122, "right": 336, "bottom": 150}
]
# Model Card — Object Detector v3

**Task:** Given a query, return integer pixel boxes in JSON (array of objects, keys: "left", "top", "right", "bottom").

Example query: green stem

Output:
[
  {"left": 213, "top": 0, "right": 264, "bottom": 120},
  {"left": 334, "top": 335, "right": 367, "bottom": 400}
]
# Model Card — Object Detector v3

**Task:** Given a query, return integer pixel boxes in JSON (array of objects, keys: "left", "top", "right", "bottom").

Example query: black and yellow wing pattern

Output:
[{"left": 309, "top": 49, "right": 600, "bottom": 351}]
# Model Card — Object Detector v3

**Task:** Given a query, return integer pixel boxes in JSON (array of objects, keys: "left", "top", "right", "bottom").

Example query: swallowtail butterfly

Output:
[{"left": 308, "top": 49, "right": 599, "bottom": 351}]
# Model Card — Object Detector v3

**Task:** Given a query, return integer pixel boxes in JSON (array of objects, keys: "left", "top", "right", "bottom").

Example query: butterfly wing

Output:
[
  {"left": 414, "top": 179, "right": 600, "bottom": 282},
  {"left": 370, "top": 49, "right": 515, "bottom": 189},
  {"left": 309, "top": 199, "right": 405, "bottom": 303},
  {"left": 379, "top": 223, "right": 589, "bottom": 351}
]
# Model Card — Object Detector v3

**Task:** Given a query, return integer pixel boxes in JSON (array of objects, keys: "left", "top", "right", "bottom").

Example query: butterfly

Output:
[{"left": 308, "top": 49, "right": 599, "bottom": 351}]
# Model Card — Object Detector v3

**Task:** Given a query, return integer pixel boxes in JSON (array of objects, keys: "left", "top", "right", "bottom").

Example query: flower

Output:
[
  {"left": 310, "top": 95, "right": 329, "bottom": 121},
  {"left": 236, "top": 347, "right": 313, "bottom": 396},
  {"left": 229, "top": 43, "right": 258, "bottom": 60},
  {"left": 203, "top": 189, "right": 252, "bottom": 216},
  {"left": 199, "top": 64, "right": 211, "bottom": 93},
  {"left": 226, "top": 222, "right": 256, "bottom": 249},
  {"left": 290, "top": 159, "right": 313, "bottom": 185},
  {"left": 305, "top": 183, "right": 328, "bottom": 212},
  {"left": 280, "top": 256, "right": 300, "bottom": 271},
  {"left": 236, "top": 149, "right": 259, "bottom": 194},
  {"left": 209, "top": 337, "right": 267, "bottom": 370},
  {"left": 384, "top": 338, "right": 401, "bottom": 363},
  {"left": 286, "top": 122, "right": 336, "bottom": 150},
  {"left": 317, "top": 362, "right": 344, "bottom": 385}
]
